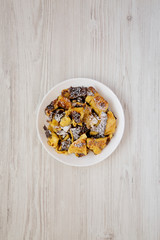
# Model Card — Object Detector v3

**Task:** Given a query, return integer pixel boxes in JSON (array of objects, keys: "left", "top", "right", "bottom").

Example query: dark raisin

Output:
[
  {"left": 43, "top": 125, "right": 52, "bottom": 138},
  {"left": 69, "top": 87, "right": 87, "bottom": 99},
  {"left": 56, "top": 109, "right": 64, "bottom": 114},
  {"left": 81, "top": 123, "right": 89, "bottom": 134},
  {"left": 91, "top": 108, "right": 98, "bottom": 115},
  {"left": 71, "top": 111, "right": 81, "bottom": 123},
  {"left": 106, "top": 138, "right": 111, "bottom": 145},
  {"left": 43, "top": 125, "right": 47, "bottom": 130},
  {"left": 45, "top": 103, "right": 54, "bottom": 111}
]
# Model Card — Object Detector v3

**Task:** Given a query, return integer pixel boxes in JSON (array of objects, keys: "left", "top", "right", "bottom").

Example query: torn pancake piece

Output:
[
  {"left": 87, "top": 136, "right": 111, "bottom": 155},
  {"left": 68, "top": 134, "right": 87, "bottom": 157},
  {"left": 86, "top": 92, "right": 108, "bottom": 116},
  {"left": 105, "top": 111, "right": 116, "bottom": 135}
]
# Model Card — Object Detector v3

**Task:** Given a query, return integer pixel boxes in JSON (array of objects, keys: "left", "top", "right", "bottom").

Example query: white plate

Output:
[{"left": 36, "top": 78, "right": 125, "bottom": 167}]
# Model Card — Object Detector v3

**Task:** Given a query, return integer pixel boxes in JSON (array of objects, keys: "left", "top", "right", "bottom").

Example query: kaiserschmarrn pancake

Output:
[{"left": 43, "top": 86, "right": 117, "bottom": 157}]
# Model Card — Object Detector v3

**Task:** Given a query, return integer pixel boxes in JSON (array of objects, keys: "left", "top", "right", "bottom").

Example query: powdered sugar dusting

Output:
[
  {"left": 74, "top": 142, "right": 85, "bottom": 148},
  {"left": 56, "top": 125, "right": 71, "bottom": 138},
  {"left": 61, "top": 138, "right": 71, "bottom": 151},
  {"left": 91, "top": 112, "right": 107, "bottom": 136},
  {"left": 56, "top": 130, "right": 67, "bottom": 138},
  {"left": 87, "top": 90, "right": 94, "bottom": 96},
  {"left": 89, "top": 114, "right": 98, "bottom": 127},
  {"left": 62, "top": 125, "right": 71, "bottom": 132},
  {"left": 94, "top": 96, "right": 107, "bottom": 110},
  {"left": 54, "top": 110, "right": 65, "bottom": 122},
  {"left": 69, "top": 87, "right": 87, "bottom": 99},
  {"left": 70, "top": 127, "right": 81, "bottom": 140}
]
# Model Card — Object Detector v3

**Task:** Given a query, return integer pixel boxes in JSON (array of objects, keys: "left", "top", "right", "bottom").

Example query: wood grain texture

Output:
[{"left": 0, "top": 0, "right": 160, "bottom": 239}]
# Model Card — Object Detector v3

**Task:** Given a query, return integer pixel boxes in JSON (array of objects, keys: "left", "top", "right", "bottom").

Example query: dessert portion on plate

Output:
[{"left": 43, "top": 86, "right": 117, "bottom": 157}]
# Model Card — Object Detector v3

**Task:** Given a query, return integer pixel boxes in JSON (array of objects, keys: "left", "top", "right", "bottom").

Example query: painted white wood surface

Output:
[{"left": 0, "top": 0, "right": 159, "bottom": 239}]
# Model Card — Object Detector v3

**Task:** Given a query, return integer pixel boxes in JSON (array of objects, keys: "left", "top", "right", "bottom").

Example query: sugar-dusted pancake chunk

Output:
[
  {"left": 105, "top": 111, "right": 116, "bottom": 135},
  {"left": 68, "top": 134, "right": 87, "bottom": 157},
  {"left": 87, "top": 136, "right": 111, "bottom": 155}
]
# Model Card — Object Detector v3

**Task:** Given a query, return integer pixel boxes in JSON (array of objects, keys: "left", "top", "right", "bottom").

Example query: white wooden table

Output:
[{"left": 0, "top": 0, "right": 159, "bottom": 239}]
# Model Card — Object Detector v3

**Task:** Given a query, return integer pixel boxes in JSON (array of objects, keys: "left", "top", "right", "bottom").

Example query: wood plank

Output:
[{"left": 0, "top": 0, "right": 159, "bottom": 239}]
